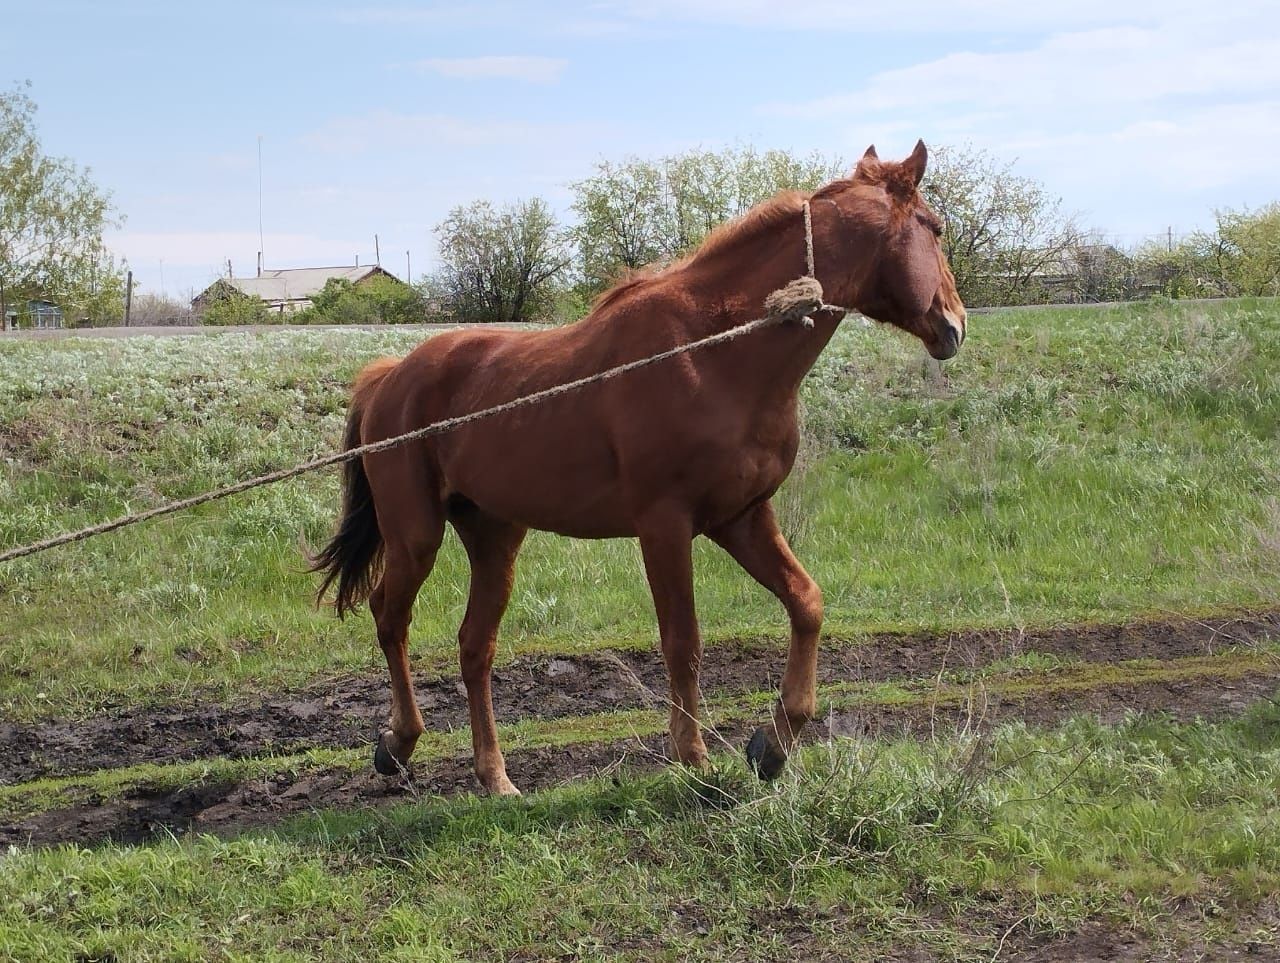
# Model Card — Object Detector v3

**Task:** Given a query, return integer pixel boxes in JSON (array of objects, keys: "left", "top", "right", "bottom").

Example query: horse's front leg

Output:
[
  {"left": 635, "top": 506, "right": 709, "bottom": 768},
  {"left": 709, "top": 500, "right": 823, "bottom": 779}
]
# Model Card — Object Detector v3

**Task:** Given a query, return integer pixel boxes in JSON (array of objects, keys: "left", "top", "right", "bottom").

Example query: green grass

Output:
[
  {"left": 2, "top": 299, "right": 1279, "bottom": 717},
  {"left": 3, "top": 701, "right": 1278, "bottom": 962}
]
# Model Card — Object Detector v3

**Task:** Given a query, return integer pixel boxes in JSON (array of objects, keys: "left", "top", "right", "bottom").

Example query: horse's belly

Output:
[
  {"left": 440, "top": 411, "right": 796, "bottom": 539},
  {"left": 442, "top": 433, "right": 634, "bottom": 538}
]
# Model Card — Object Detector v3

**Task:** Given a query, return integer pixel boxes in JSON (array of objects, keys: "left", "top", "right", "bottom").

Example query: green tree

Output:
[
  {"left": 0, "top": 82, "right": 123, "bottom": 329},
  {"left": 1130, "top": 206, "right": 1280, "bottom": 300},
  {"left": 1214, "top": 203, "right": 1280, "bottom": 296},
  {"left": 1132, "top": 238, "right": 1225, "bottom": 299},
  {"left": 200, "top": 291, "right": 270, "bottom": 326},
  {"left": 921, "top": 144, "right": 1080, "bottom": 307},
  {"left": 432, "top": 198, "right": 571, "bottom": 323},
  {"left": 303, "top": 275, "right": 423, "bottom": 325},
  {"left": 1070, "top": 234, "right": 1139, "bottom": 303},
  {"left": 571, "top": 146, "right": 841, "bottom": 292}
]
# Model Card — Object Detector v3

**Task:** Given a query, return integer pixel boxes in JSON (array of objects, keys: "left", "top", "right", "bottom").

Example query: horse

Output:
[{"left": 312, "top": 141, "right": 967, "bottom": 795}]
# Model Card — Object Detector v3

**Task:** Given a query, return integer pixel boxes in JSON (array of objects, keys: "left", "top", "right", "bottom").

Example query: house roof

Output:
[{"left": 199, "top": 265, "right": 399, "bottom": 304}]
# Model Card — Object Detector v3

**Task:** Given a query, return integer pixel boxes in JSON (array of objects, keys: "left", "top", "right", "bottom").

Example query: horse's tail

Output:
[{"left": 310, "top": 356, "right": 400, "bottom": 618}]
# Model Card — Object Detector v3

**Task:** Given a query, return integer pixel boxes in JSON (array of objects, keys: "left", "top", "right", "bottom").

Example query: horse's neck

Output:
[{"left": 680, "top": 217, "right": 846, "bottom": 400}]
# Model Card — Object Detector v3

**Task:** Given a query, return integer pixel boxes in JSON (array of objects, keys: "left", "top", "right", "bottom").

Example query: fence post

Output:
[{"left": 123, "top": 270, "right": 133, "bottom": 327}]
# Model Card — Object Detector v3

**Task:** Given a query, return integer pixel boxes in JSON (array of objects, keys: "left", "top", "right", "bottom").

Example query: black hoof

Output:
[
  {"left": 373, "top": 733, "right": 405, "bottom": 776},
  {"left": 746, "top": 727, "right": 787, "bottom": 781}
]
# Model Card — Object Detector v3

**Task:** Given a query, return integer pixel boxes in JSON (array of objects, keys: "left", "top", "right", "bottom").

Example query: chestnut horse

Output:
[{"left": 313, "top": 141, "right": 966, "bottom": 794}]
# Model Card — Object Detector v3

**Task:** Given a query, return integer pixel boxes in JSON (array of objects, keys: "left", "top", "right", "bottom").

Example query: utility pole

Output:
[
  {"left": 257, "top": 135, "right": 265, "bottom": 267},
  {"left": 0, "top": 273, "right": 7, "bottom": 333},
  {"left": 123, "top": 270, "right": 133, "bottom": 327},
  {"left": 374, "top": 234, "right": 381, "bottom": 267},
  {"left": 405, "top": 250, "right": 411, "bottom": 283},
  {"left": 1167, "top": 226, "right": 1173, "bottom": 252}
]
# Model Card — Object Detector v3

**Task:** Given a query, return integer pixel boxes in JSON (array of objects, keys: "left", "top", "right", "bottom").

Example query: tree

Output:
[
  {"left": 1070, "top": 234, "right": 1139, "bottom": 303},
  {"left": 200, "top": 290, "right": 270, "bottom": 326},
  {"left": 921, "top": 144, "right": 1080, "bottom": 307},
  {"left": 127, "top": 290, "right": 192, "bottom": 326},
  {"left": 1213, "top": 203, "right": 1280, "bottom": 296},
  {"left": 1128, "top": 206, "right": 1280, "bottom": 300},
  {"left": 1, "top": 82, "right": 123, "bottom": 329},
  {"left": 303, "top": 275, "right": 424, "bottom": 324},
  {"left": 571, "top": 146, "right": 841, "bottom": 292},
  {"left": 432, "top": 198, "right": 571, "bottom": 323}
]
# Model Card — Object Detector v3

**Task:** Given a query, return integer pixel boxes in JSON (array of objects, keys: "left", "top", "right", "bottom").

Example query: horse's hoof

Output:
[
  {"left": 373, "top": 732, "right": 406, "bottom": 776},
  {"left": 746, "top": 727, "right": 787, "bottom": 781},
  {"left": 489, "top": 779, "right": 522, "bottom": 798}
]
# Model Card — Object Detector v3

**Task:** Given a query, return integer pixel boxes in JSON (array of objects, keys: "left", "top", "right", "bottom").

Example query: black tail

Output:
[{"left": 310, "top": 357, "right": 399, "bottom": 618}]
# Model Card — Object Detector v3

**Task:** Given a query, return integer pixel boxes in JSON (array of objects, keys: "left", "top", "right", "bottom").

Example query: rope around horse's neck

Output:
[
  {"left": 803, "top": 199, "right": 816, "bottom": 279},
  {"left": 0, "top": 258, "right": 850, "bottom": 565}
]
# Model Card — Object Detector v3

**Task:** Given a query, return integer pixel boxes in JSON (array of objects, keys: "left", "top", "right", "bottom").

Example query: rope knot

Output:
[{"left": 764, "top": 276, "right": 824, "bottom": 329}]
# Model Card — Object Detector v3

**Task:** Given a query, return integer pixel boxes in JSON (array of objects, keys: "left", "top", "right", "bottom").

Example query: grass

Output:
[
  {"left": 1, "top": 298, "right": 1279, "bottom": 719},
  {"left": 3, "top": 300, "right": 1280, "bottom": 959},
  {"left": 2, "top": 701, "right": 1277, "bottom": 962}
]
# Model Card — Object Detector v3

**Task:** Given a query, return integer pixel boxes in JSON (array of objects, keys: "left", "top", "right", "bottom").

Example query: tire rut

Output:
[
  {"left": 4, "top": 667, "right": 1277, "bottom": 849},
  {"left": 2, "top": 611, "right": 1277, "bottom": 787}
]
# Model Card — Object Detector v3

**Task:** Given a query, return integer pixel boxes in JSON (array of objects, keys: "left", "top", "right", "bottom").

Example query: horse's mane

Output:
[
  {"left": 590, "top": 189, "right": 818, "bottom": 314},
  {"left": 684, "top": 190, "right": 807, "bottom": 268}
]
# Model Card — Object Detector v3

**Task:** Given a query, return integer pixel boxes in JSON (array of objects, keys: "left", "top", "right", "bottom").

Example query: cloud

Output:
[
  {"left": 330, "top": 4, "right": 511, "bottom": 27},
  {"left": 300, "top": 109, "right": 611, "bottom": 155},
  {"left": 999, "top": 101, "right": 1280, "bottom": 193},
  {"left": 414, "top": 55, "right": 568, "bottom": 84},
  {"left": 608, "top": 0, "right": 1225, "bottom": 33},
  {"left": 106, "top": 231, "right": 365, "bottom": 273},
  {"left": 771, "top": 23, "right": 1280, "bottom": 119}
]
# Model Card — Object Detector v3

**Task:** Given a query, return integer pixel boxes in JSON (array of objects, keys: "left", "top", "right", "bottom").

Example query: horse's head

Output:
[{"left": 815, "top": 140, "right": 966, "bottom": 361}]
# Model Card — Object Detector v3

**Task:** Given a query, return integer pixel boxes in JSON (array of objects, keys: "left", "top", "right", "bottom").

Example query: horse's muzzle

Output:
[{"left": 928, "top": 325, "right": 962, "bottom": 360}]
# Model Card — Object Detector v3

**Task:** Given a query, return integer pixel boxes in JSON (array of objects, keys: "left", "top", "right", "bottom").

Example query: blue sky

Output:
[{"left": 4, "top": 0, "right": 1277, "bottom": 300}]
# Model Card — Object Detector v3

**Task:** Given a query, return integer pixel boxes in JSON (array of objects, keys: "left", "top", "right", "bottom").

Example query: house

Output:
[
  {"left": 191, "top": 264, "right": 406, "bottom": 315},
  {"left": 3, "top": 299, "right": 64, "bottom": 330}
]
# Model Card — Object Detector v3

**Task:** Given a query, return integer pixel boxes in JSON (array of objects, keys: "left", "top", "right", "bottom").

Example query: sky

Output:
[{"left": 3, "top": 0, "right": 1277, "bottom": 302}]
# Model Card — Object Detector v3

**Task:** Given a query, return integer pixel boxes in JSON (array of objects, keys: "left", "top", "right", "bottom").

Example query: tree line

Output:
[
  {"left": 430, "top": 144, "right": 1280, "bottom": 321},
  {"left": 4, "top": 82, "right": 1277, "bottom": 329}
]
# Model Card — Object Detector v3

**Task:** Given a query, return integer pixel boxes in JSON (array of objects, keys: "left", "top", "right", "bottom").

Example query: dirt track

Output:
[{"left": 2, "top": 613, "right": 1277, "bottom": 848}]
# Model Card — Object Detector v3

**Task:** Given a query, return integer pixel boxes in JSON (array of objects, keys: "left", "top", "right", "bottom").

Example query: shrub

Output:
[{"left": 200, "top": 294, "right": 270, "bottom": 326}]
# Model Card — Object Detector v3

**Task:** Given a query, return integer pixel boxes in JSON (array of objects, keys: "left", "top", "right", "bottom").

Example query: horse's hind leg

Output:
[
  {"left": 452, "top": 506, "right": 527, "bottom": 796},
  {"left": 709, "top": 500, "right": 823, "bottom": 780},
  {"left": 370, "top": 504, "right": 445, "bottom": 776}
]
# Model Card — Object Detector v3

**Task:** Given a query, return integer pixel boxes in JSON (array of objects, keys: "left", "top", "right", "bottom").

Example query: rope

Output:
[
  {"left": 803, "top": 200, "right": 816, "bottom": 279},
  {"left": 0, "top": 289, "right": 850, "bottom": 565}
]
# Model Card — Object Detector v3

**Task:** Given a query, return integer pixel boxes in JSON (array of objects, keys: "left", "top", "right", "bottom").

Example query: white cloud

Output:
[
  {"left": 301, "top": 109, "right": 612, "bottom": 155},
  {"left": 746, "top": 5, "right": 1280, "bottom": 234},
  {"left": 331, "top": 5, "right": 508, "bottom": 27},
  {"left": 1000, "top": 101, "right": 1280, "bottom": 193},
  {"left": 609, "top": 0, "right": 1227, "bottom": 33},
  {"left": 415, "top": 55, "right": 568, "bottom": 84},
  {"left": 106, "top": 231, "right": 365, "bottom": 273},
  {"left": 771, "top": 23, "right": 1280, "bottom": 118}
]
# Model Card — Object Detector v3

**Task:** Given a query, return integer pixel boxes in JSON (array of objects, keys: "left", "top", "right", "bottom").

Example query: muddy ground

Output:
[
  {"left": 4, "top": 611, "right": 1275, "bottom": 786},
  {"left": 1, "top": 612, "right": 1277, "bottom": 848}
]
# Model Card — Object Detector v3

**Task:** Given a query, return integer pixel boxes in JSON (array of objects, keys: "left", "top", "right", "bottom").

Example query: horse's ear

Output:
[
  {"left": 854, "top": 144, "right": 880, "bottom": 181},
  {"left": 902, "top": 139, "right": 928, "bottom": 187}
]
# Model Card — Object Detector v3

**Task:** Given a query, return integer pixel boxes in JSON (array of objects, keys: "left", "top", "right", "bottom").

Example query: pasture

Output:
[{"left": 1, "top": 298, "right": 1279, "bottom": 960}]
